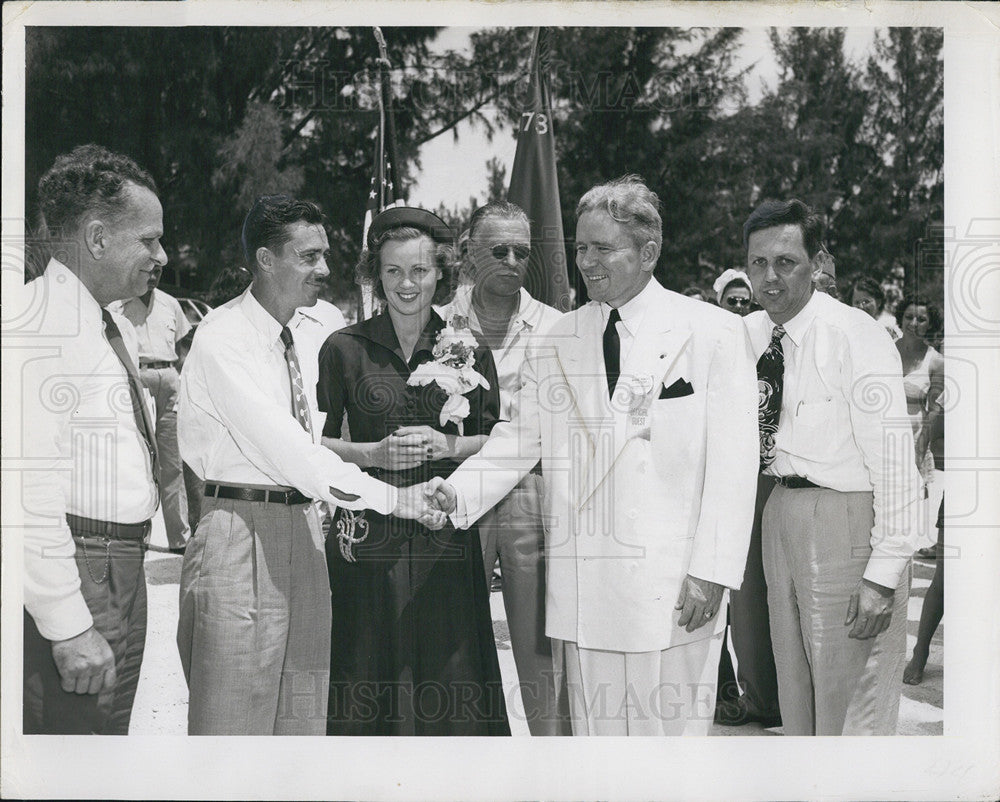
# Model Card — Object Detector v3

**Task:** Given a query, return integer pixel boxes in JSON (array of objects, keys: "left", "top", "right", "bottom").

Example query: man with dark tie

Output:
[
  {"left": 176, "top": 194, "right": 442, "bottom": 735},
  {"left": 742, "top": 199, "right": 925, "bottom": 735},
  {"left": 19, "top": 145, "right": 164, "bottom": 733},
  {"left": 429, "top": 176, "right": 759, "bottom": 735}
]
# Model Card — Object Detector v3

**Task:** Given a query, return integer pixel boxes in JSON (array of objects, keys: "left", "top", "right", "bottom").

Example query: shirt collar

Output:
[
  {"left": 46, "top": 258, "right": 103, "bottom": 326},
  {"left": 776, "top": 289, "right": 822, "bottom": 347},
  {"left": 239, "top": 285, "right": 302, "bottom": 348},
  {"left": 603, "top": 276, "right": 657, "bottom": 336},
  {"left": 348, "top": 309, "right": 444, "bottom": 367},
  {"left": 446, "top": 285, "right": 542, "bottom": 338}
]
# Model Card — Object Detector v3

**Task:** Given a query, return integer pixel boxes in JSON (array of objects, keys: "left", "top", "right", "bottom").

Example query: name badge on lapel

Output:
[{"left": 628, "top": 373, "right": 656, "bottom": 427}]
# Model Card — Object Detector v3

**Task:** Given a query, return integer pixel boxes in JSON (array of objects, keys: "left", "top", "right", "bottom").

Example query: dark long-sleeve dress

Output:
[{"left": 316, "top": 310, "right": 510, "bottom": 736}]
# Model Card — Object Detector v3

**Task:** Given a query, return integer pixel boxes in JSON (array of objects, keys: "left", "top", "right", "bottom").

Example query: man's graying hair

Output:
[
  {"left": 37, "top": 144, "right": 158, "bottom": 237},
  {"left": 467, "top": 201, "right": 530, "bottom": 242},
  {"left": 575, "top": 175, "right": 663, "bottom": 252}
]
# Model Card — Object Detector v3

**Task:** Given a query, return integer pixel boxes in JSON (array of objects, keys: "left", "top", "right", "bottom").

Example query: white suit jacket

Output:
[{"left": 450, "top": 280, "right": 758, "bottom": 652}]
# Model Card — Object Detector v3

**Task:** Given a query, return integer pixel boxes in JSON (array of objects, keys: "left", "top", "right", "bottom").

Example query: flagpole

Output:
[{"left": 360, "top": 27, "right": 399, "bottom": 321}]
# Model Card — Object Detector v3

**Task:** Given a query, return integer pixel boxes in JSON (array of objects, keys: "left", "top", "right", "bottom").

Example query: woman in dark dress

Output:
[{"left": 316, "top": 207, "right": 509, "bottom": 736}]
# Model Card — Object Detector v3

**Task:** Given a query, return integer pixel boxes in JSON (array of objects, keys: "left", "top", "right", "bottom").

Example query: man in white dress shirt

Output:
[
  {"left": 110, "top": 266, "right": 192, "bottom": 552},
  {"left": 439, "top": 201, "right": 570, "bottom": 736},
  {"left": 176, "top": 194, "right": 439, "bottom": 735},
  {"left": 742, "top": 199, "right": 925, "bottom": 735},
  {"left": 18, "top": 145, "right": 164, "bottom": 733},
  {"left": 430, "top": 177, "right": 759, "bottom": 735}
]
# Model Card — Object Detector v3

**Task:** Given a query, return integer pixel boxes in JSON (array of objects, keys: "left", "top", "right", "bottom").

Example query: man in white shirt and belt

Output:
[
  {"left": 742, "top": 199, "right": 926, "bottom": 735},
  {"left": 430, "top": 177, "right": 759, "bottom": 735},
  {"left": 439, "top": 201, "right": 570, "bottom": 736},
  {"left": 176, "top": 194, "right": 439, "bottom": 735},
  {"left": 18, "top": 145, "right": 165, "bottom": 733},
  {"left": 110, "top": 266, "right": 192, "bottom": 552}
]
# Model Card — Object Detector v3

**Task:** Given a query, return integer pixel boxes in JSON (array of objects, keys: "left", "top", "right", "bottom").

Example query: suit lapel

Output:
[{"left": 578, "top": 285, "right": 692, "bottom": 508}]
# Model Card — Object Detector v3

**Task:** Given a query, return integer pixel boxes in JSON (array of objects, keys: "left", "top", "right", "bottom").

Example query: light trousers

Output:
[
  {"left": 763, "top": 485, "right": 909, "bottom": 736},
  {"left": 553, "top": 635, "right": 723, "bottom": 736},
  {"left": 479, "top": 471, "right": 571, "bottom": 735},
  {"left": 140, "top": 366, "right": 189, "bottom": 549},
  {"left": 177, "top": 495, "right": 331, "bottom": 735}
]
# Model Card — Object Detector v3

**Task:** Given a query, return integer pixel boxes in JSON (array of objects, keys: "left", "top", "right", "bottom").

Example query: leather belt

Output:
[
  {"left": 139, "top": 360, "right": 175, "bottom": 370},
  {"left": 773, "top": 475, "right": 821, "bottom": 489},
  {"left": 204, "top": 482, "right": 312, "bottom": 505},
  {"left": 66, "top": 513, "right": 151, "bottom": 541}
]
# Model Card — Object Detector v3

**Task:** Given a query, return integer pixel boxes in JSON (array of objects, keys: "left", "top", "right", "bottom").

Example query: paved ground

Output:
[{"left": 131, "top": 515, "right": 943, "bottom": 736}]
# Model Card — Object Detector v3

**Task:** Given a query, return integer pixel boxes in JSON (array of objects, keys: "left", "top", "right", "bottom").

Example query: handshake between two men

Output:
[{"left": 390, "top": 476, "right": 457, "bottom": 531}]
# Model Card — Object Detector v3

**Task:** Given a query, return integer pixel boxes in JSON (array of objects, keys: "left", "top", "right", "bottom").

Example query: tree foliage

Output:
[{"left": 24, "top": 25, "right": 942, "bottom": 311}]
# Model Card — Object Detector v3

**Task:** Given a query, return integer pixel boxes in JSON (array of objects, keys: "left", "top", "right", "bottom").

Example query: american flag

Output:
[{"left": 360, "top": 103, "right": 401, "bottom": 248}]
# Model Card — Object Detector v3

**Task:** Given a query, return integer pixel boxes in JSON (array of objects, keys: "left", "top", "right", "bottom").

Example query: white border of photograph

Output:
[{"left": 2, "top": 1, "right": 998, "bottom": 800}]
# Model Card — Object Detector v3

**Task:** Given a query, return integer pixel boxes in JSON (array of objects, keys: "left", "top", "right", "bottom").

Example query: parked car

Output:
[{"left": 177, "top": 297, "right": 212, "bottom": 326}]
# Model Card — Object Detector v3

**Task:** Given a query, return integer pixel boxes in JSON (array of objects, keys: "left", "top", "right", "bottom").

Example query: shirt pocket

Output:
[
  {"left": 789, "top": 397, "right": 836, "bottom": 460},
  {"left": 162, "top": 317, "right": 178, "bottom": 350}
]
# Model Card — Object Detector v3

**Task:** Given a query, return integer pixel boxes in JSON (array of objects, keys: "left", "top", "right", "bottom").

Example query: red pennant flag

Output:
[{"left": 507, "top": 28, "right": 572, "bottom": 312}]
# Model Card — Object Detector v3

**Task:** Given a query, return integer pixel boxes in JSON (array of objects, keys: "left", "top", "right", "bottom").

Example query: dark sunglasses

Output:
[
  {"left": 725, "top": 297, "right": 751, "bottom": 308},
  {"left": 490, "top": 243, "right": 531, "bottom": 262}
]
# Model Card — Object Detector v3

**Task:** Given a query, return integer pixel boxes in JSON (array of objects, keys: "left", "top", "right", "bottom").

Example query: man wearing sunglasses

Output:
[
  {"left": 439, "top": 200, "right": 569, "bottom": 735},
  {"left": 713, "top": 268, "right": 754, "bottom": 316}
]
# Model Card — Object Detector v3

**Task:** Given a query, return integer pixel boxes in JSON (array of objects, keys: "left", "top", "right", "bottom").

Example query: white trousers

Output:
[{"left": 552, "top": 635, "right": 723, "bottom": 736}]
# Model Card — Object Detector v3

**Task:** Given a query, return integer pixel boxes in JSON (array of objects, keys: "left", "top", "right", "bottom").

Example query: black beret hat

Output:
[{"left": 367, "top": 206, "right": 453, "bottom": 250}]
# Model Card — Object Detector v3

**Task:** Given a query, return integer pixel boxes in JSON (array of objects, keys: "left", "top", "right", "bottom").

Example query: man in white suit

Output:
[{"left": 430, "top": 176, "right": 759, "bottom": 735}]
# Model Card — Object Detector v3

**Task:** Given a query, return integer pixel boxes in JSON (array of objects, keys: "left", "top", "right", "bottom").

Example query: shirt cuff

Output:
[
  {"left": 449, "top": 489, "right": 471, "bottom": 530},
  {"left": 862, "top": 553, "right": 910, "bottom": 590},
  {"left": 29, "top": 593, "right": 94, "bottom": 642}
]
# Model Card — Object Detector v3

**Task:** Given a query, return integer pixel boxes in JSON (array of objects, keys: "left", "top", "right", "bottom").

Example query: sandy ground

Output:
[{"left": 130, "top": 514, "right": 943, "bottom": 736}]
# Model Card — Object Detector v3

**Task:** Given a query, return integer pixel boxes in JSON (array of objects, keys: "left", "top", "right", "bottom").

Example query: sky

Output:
[{"left": 408, "top": 26, "right": 878, "bottom": 212}]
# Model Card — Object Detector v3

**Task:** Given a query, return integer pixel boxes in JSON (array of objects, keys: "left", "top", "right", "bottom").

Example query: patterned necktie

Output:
[
  {"left": 280, "top": 326, "right": 313, "bottom": 435},
  {"left": 101, "top": 308, "right": 160, "bottom": 493},
  {"left": 757, "top": 324, "right": 786, "bottom": 471},
  {"left": 603, "top": 308, "right": 621, "bottom": 400}
]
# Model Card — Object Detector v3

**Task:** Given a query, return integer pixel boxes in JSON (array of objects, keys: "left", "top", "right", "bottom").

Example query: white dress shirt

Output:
[
  {"left": 177, "top": 288, "right": 396, "bottom": 513},
  {"left": 744, "top": 292, "right": 924, "bottom": 588},
  {"left": 109, "top": 288, "right": 192, "bottom": 363},
  {"left": 600, "top": 276, "right": 660, "bottom": 376},
  {"left": 440, "top": 285, "right": 563, "bottom": 420},
  {"left": 18, "top": 260, "right": 158, "bottom": 640}
]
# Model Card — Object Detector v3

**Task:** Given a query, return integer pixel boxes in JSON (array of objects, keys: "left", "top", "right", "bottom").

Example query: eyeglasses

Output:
[
  {"left": 725, "top": 297, "right": 751, "bottom": 308},
  {"left": 490, "top": 243, "right": 531, "bottom": 262}
]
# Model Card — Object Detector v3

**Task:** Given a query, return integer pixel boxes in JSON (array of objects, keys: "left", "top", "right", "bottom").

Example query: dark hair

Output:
[
  {"left": 850, "top": 276, "right": 886, "bottom": 312},
  {"left": 722, "top": 277, "right": 752, "bottom": 299},
  {"left": 682, "top": 286, "right": 708, "bottom": 302},
  {"left": 356, "top": 226, "right": 455, "bottom": 306},
  {"left": 205, "top": 262, "right": 253, "bottom": 307},
  {"left": 576, "top": 175, "right": 662, "bottom": 252},
  {"left": 743, "top": 199, "right": 824, "bottom": 258},
  {"left": 241, "top": 194, "right": 326, "bottom": 269},
  {"left": 467, "top": 201, "right": 530, "bottom": 242},
  {"left": 37, "top": 144, "right": 158, "bottom": 237},
  {"left": 895, "top": 294, "right": 942, "bottom": 337}
]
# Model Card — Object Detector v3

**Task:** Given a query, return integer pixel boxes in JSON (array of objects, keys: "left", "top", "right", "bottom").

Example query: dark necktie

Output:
[
  {"left": 757, "top": 324, "right": 786, "bottom": 471},
  {"left": 603, "top": 308, "right": 621, "bottom": 400},
  {"left": 280, "top": 326, "right": 313, "bottom": 435},
  {"left": 101, "top": 308, "right": 160, "bottom": 493}
]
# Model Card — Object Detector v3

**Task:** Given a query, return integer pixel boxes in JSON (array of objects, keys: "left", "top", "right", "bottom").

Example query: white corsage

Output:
[{"left": 407, "top": 315, "right": 490, "bottom": 427}]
